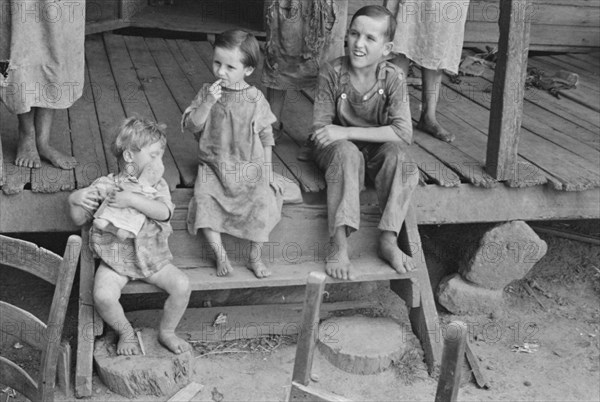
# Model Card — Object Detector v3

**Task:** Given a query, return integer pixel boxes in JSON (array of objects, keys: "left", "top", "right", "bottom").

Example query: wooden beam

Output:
[
  {"left": 434, "top": 321, "right": 468, "bottom": 402},
  {"left": 486, "top": 0, "right": 532, "bottom": 180}
]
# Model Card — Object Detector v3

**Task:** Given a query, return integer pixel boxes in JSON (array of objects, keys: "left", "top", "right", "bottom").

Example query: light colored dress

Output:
[
  {"left": 262, "top": 0, "right": 348, "bottom": 90},
  {"left": 86, "top": 174, "right": 175, "bottom": 279},
  {"left": 393, "top": 0, "right": 470, "bottom": 74},
  {"left": 0, "top": 0, "right": 85, "bottom": 114},
  {"left": 183, "top": 85, "right": 283, "bottom": 243}
]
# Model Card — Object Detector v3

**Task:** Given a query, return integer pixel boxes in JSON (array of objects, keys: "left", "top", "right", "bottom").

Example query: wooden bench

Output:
[{"left": 74, "top": 186, "right": 441, "bottom": 397}]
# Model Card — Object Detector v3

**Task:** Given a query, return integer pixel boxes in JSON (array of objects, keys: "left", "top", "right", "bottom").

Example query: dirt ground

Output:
[{"left": 1, "top": 221, "right": 599, "bottom": 402}]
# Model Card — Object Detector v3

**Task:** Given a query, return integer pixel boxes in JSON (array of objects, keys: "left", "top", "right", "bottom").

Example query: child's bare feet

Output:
[
  {"left": 418, "top": 115, "right": 455, "bottom": 143},
  {"left": 116, "top": 330, "right": 140, "bottom": 356},
  {"left": 38, "top": 142, "right": 79, "bottom": 169},
  {"left": 325, "top": 252, "right": 355, "bottom": 281},
  {"left": 216, "top": 254, "right": 233, "bottom": 276},
  {"left": 158, "top": 330, "right": 191, "bottom": 354},
  {"left": 378, "top": 233, "right": 415, "bottom": 274},
  {"left": 247, "top": 260, "right": 271, "bottom": 278},
  {"left": 15, "top": 132, "right": 41, "bottom": 168}
]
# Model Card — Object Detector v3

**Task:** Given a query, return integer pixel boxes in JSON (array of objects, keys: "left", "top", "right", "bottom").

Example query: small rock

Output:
[
  {"left": 437, "top": 274, "right": 505, "bottom": 315},
  {"left": 310, "top": 373, "right": 320, "bottom": 382},
  {"left": 524, "top": 381, "right": 532, "bottom": 387},
  {"left": 12, "top": 342, "right": 23, "bottom": 349}
]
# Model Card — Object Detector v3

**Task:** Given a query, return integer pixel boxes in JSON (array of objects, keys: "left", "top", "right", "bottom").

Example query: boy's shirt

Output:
[{"left": 312, "top": 56, "right": 413, "bottom": 145}]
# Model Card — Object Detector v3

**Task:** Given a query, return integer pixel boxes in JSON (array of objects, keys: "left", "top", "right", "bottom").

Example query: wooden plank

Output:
[
  {"left": 127, "top": 300, "right": 378, "bottom": 342},
  {"left": 0, "top": 191, "right": 77, "bottom": 232},
  {"left": 568, "top": 52, "right": 600, "bottom": 68},
  {"left": 167, "top": 382, "right": 204, "bottom": 402},
  {"left": 0, "top": 104, "right": 31, "bottom": 194},
  {"left": 273, "top": 134, "right": 325, "bottom": 193},
  {"left": 549, "top": 54, "right": 600, "bottom": 77},
  {"left": 0, "top": 358, "right": 38, "bottom": 402},
  {"left": 69, "top": 64, "right": 110, "bottom": 188},
  {"left": 123, "top": 255, "right": 418, "bottom": 294},
  {"left": 123, "top": 35, "right": 198, "bottom": 187},
  {"left": 84, "top": 34, "right": 124, "bottom": 175},
  {"left": 0, "top": 301, "right": 47, "bottom": 350},
  {"left": 75, "top": 303, "right": 95, "bottom": 398},
  {"left": 292, "top": 272, "right": 327, "bottom": 385},
  {"left": 486, "top": 0, "right": 531, "bottom": 180},
  {"left": 85, "top": 20, "right": 130, "bottom": 36},
  {"left": 170, "top": 39, "right": 215, "bottom": 91},
  {"left": 192, "top": 41, "right": 216, "bottom": 73},
  {"left": 102, "top": 33, "right": 180, "bottom": 189},
  {"left": 461, "top": 50, "right": 600, "bottom": 151},
  {"left": 434, "top": 321, "right": 468, "bottom": 402},
  {"left": 0, "top": 235, "right": 62, "bottom": 284},
  {"left": 56, "top": 341, "right": 72, "bottom": 397},
  {"left": 465, "top": 341, "right": 491, "bottom": 389},
  {"left": 289, "top": 381, "right": 351, "bottom": 402},
  {"left": 442, "top": 74, "right": 599, "bottom": 190}
]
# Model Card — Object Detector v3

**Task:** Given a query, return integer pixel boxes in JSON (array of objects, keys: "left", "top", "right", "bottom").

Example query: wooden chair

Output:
[
  {"left": 288, "top": 271, "right": 467, "bottom": 402},
  {"left": 0, "top": 234, "right": 82, "bottom": 402}
]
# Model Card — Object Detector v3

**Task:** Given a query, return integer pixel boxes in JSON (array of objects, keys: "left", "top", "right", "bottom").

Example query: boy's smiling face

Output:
[
  {"left": 348, "top": 15, "right": 393, "bottom": 72},
  {"left": 212, "top": 46, "right": 254, "bottom": 89}
]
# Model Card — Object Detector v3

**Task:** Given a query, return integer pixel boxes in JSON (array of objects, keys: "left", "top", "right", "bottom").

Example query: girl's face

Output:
[
  {"left": 124, "top": 141, "right": 165, "bottom": 178},
  {"left": 347, "top": 15, "right": 393, "bottom": 72},
  {"left": 212, "top": 46, "right": 254, "bottom": 89}
]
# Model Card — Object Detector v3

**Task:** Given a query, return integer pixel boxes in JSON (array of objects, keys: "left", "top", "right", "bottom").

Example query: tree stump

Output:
[
  {"left": 93, "top": 328, "right": 194, "bottom": 399},
  {"left": 317, "top": 315, "right": 408, "bottom": 375}
]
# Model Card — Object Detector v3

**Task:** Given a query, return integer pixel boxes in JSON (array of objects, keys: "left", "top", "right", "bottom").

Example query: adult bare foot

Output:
[
  {"left": 159, "top": 330, "right": 191, "bottom": 354},
  {"left": 116, "top": 330, "right": 140, "bottom": 356},
  {"left": 15, "top": 133, "right": 41, "bottom": 168},
  {"left": 247, "top": 260, "right": 271, "bottom": 278},
  {"left": 38, "top": 143, "right": 78, "bottom": 169},
  {"left": 216, "top": 254, "right": 233, "bottom": 276},
  {"left": 418, "top": 115, "right": 455, "bottom": 143},
  {"left": 378, "top": 235, "right": 415, "bottom": 274}
]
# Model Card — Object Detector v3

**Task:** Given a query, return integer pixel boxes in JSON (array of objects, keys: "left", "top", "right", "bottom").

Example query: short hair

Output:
[
  {"left": 112, "top": 116, "right": 167, "bottom": 161},
  {"left": 350, "top": 5, "right": 397, "bottom": 42},
  {"left": 213, "top": 29, "right": 260, "bottom": 68}
]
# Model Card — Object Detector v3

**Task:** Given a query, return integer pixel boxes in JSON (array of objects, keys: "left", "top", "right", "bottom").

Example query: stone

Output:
[
  {"left": 317, "top": 315, "right": 410, "bottom": 375},
  {"left": 93, "top": 328, "right": 194, "bottom": 399},
  {"left": 459, "top": 221, "right": 548, "bottom": 290},
  {"left": 437, "top": 274, "right": 505, "bottom": 315}
]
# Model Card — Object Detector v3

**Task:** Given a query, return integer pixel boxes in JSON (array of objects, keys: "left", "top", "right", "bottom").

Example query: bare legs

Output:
[
  {"left": 94, "top": 263, "right": 192, "bottom": 355},
  {"left": 15, "top": 107, "right": 78, "bottom": 169},
  {"left": 394, "top": 56, "right": 454, "bottom": 142},
  {"left": 266, "top": 87, "right": 285, "bottom": 140}
]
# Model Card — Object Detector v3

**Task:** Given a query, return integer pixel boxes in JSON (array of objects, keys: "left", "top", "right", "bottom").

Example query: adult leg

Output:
[
  {"left": 145, "top": 264, "right": 192, "bottom": 354},
  {"left": 202, "top": 228, "right": 233, "bottom": 276},
  {"left": 365, "top": 142, "right": 419, "bottom": 273},
  {"left": 314, "top": 140, "right": 363, "bottom": 280},
  {"left": 34, "top": 107, "right": 79, "bottom": 169},
  {"left": 418, "top": 68, "right": 455, "bottom": 142},
  {"left": 15, "top": 110, "right": 40, "bottom": 168},
  {"left": 266, "top": 87, "right": 285, "bottom": 141},
  {"left": 93, "top": 264, "right": 137, "bottom": 355}
]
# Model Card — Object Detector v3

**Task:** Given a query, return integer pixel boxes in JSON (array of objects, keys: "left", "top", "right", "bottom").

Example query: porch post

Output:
[{"left": 486, "top": 0, "right": 532, "bottom": 180}]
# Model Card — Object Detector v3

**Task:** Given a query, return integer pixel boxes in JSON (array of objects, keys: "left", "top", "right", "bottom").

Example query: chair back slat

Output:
[
  {"left": 0, "top": 235, "right": 62, "bottom": 285},
  {"left": 0, "top": 356, "right": 39, "bottom": 402},
  {"left": 0, "top": 301, "right": 48, "bottom": 351},
  {"left": 0, "top": 235, "right": 81, "bottom": 402},
  {"left": 39, "top": 235, "right": 82, "bottom": 399}
]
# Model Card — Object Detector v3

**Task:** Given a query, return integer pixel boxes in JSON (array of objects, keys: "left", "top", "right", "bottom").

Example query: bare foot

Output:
[
  {"left": 325, "top": 251, "right": 355, "bottom": 281},
  {"left": 15, "top": 132, "right": 41, "bottom": 168},
  {"left": 418, "top": 115, "right": 455, "bottom": 143},
  {"left": 378, "top": 236, "right": 415, "bottom": 274},
  {"left": 216, "top": 254, "right": 233, "bottom": 277},
  {"left": 38, "top": 143, "right": 78, "bottom": 169},
  {"left": 159, "top": 330, "right": 191, "bottom": 354},
  {"left": 247, "top": 260, "right": 271, "bottom": 278},
  {"left": 116, "top": 330, "right": 140, "bottom": 356}
]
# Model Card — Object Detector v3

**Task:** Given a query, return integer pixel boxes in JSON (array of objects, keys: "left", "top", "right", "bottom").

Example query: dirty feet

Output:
[
  {"left": 325, "top": 250, "right": 355, "bottom": 281},
  {"left": 38, "top": 143, "right": 78, "bottom": 169},
  {"left": 116, "top": 330, "right": 140, "bottom": 356},
  {"left": 216, "top": 254, "right": 233, "bottom": 277},
  {"left": 15, "top": 132, "right": 41, "bottom": 168},
  {"left": 417, "top": 115, "right": 455, "bottom": 143},
  {"left": 378, "top": 235, "right": 415, "bottom": 274},
  {"left": 247, "top": 259, "right": 271, "bottom": 278},
  {"left": 159, "top": 330, "right": 191, "bottom": 354}
]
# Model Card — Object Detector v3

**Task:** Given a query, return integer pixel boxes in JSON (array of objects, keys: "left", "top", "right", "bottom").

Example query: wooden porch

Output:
[{"left": 0, "top": 31, "right": 598, "bottom": 233}]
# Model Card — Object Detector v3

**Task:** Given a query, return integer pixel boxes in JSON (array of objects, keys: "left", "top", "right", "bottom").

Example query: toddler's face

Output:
[
  {"left": 212, "top": 46, "right": 254, "bottom": 89},
  {"left": 348, "top": 15, "right": 393, "bottom": 71},
  {"left": 126, "top": 141, "right": 165, "bottom": 178}
]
